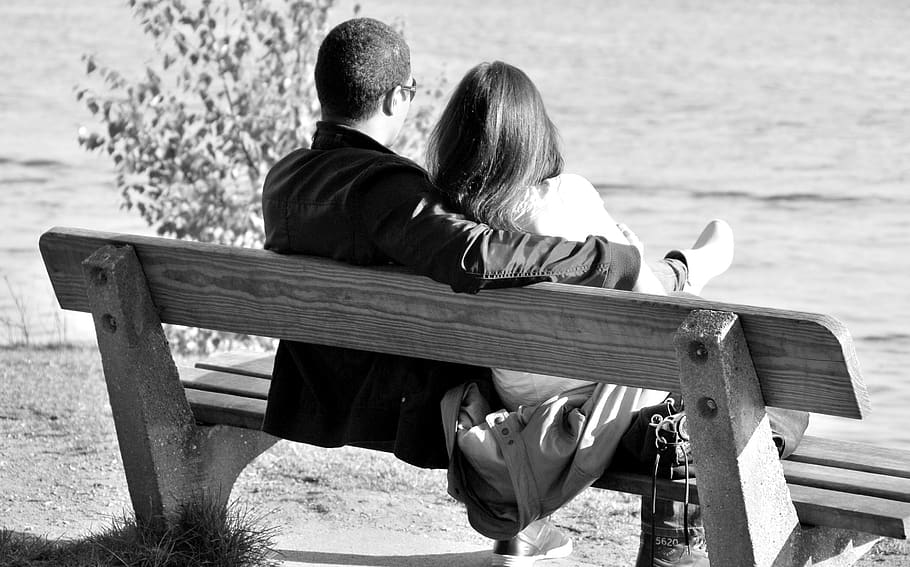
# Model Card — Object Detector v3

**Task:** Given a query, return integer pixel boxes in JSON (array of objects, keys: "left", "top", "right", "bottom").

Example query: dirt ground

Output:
[{"left": 1, "top": 346, "right": 907, "bottom": 566}]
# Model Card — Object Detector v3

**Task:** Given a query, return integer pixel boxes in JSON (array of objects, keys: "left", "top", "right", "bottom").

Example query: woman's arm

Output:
[{"left": 524, "top": 174, "right": 667, "bottom": 295}]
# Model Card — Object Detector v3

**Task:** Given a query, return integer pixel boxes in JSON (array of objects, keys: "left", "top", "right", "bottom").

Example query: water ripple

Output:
[
  {"left": 0, "top": 176, "right": 50, "bottom": 186},
  {"left": 603, "top": 185, "right": 901, "bottom": 206},
  {"left": 859, "top": 333, "right": 910, "bottom": 344},
  {"left": 20, "top": 158, "right": 65, "bottom": 168}
]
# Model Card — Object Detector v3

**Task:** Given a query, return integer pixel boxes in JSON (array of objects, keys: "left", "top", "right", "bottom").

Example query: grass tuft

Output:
[{"left": 0, "top": 498, "right": 279, "bottom": 567}]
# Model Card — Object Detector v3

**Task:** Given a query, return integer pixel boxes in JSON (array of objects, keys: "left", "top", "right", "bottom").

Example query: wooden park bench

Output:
[{"left": 40, "top": 226, "right": 910, "bottom": 566}]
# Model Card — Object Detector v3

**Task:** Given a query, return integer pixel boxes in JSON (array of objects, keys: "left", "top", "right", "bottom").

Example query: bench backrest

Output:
[{"left": 40, "top": 226, "right": 868, "bottom": 419}]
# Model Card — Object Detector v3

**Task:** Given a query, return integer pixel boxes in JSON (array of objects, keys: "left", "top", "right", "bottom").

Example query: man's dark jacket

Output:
[{"left": 261, "top": 121, "right": 641, "bottom": 469}]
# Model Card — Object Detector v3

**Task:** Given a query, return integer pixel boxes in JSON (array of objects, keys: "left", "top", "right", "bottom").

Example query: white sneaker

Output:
[
  {"left": 669, "top": 220, "right": 734, "bottom": 295},
  {"left": 491, "top": 518, "right": 573, "bottom": 566}
]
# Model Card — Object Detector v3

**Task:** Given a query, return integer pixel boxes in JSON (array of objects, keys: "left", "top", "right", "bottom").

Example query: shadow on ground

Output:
[{"left": 276, "top": 548, "right": 489, "bottom": 566}]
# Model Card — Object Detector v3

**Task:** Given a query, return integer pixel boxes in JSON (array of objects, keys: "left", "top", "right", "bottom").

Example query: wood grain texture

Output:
[
  {"left": 194, "top": 352, "right": 274, "bottom": 380},
  {"left": 786, "top": 485, "right": 910, "bottom": 540},
  {"left": 781, "top": 461, "right": 910, "bottom": 503},
  {"left": 40, "top": 226, "right": 868, "bottom": 418},
  {"left": 789, "top": 436, "right": 910, "bottom": 480},
  {"left": 184, "top": 388, "right": 267, "bottom": 430},
  {"left": 180, "top": 367, "right": 270, "bottom": 399},
  {"left": 594, "top": 473, "right": 910, "bottom": 539}
]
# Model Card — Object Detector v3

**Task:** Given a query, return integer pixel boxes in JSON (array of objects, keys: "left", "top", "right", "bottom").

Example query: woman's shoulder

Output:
[
  {"left": 551, "top": 172, "right": 595, "bottom": 188},
  {"left": 543, "top": 173, "right": 602, "bottom": 205},
  {"left": 516, "top": 173, "right": 611, "bottom": 239}
]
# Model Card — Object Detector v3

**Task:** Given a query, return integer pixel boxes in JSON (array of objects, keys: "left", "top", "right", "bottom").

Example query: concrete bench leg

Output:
[
  {"left": 674, "top": 310, "right": 876, "bottom": 566},
  {"left": 81, "top": 244, "right": 276, "bottom": 527}
]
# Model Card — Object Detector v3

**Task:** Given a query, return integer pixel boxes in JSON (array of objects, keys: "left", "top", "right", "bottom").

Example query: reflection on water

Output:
[{"left": 1, "top": 0, "right": 908, "bottom": 449}]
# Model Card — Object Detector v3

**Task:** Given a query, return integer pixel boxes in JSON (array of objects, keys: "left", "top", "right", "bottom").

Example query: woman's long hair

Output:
[{"left": 427, "top": 61, "right": 564, "bottom": 230}]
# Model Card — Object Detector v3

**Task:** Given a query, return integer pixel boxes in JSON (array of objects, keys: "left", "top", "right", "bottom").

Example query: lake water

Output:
[{"left": 1, "top": 0, "right": 908, "bottom": 450}]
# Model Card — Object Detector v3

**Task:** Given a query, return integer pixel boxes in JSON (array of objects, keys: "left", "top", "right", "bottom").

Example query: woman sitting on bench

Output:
[{"left": 427, "top": 60, "right": 734, "bottom": 567}]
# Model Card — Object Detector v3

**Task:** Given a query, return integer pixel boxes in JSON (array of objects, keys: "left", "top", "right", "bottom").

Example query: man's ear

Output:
[{"left": 381, "top": 89, "right": 397, "bottom": 116}]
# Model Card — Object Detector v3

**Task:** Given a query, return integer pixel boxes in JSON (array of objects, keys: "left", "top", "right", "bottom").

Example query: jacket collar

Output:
[{"left": 312, "top": 121, "right": 396, "bottom": 154}]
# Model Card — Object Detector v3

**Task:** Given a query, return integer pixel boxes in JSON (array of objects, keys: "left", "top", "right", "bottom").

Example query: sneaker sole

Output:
[{"left": 491, "top": 539, "right": 573, "bottom": 567}]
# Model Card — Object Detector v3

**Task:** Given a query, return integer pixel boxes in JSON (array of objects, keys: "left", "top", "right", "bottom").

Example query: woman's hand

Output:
[{"left": 616, "top": 223, "right": 667, "bottom": 295}]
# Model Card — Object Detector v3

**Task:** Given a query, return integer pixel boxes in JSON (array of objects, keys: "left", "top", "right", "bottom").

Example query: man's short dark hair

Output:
[{"left": 315, "top": 18, "right": 411, "bottom": 122}]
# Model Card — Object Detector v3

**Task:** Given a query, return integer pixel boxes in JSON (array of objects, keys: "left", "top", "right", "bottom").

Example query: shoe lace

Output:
[{"left": 648, "top": 398, "right": 694, "bottom": 561}]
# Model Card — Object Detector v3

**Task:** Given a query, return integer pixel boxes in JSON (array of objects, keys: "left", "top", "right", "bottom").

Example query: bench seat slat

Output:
[
  {"left": 180, "top": 367, "right": 270, "bottom": 400},
  {"left": 180, "top": 366, "right": 910, "bottom": 540},
  {"left": 789, "top": 436, "right": 910, "bottom": 480},
  {"left": 194, "top": 352, "right": 274, "bottom": 380},
  {"left": 185, "top": 357, "right": 910, "bottom": 514},
  {"left": 192, "top": 352, "right": 910, "bottom": 486},
  {"left": 593, "top": 471, "right": 702, "bottom": 503},
  {"left": 781, "top": 460, "right": 910, "bottom": 504},
  {"left": 185, "top": 388, "right": 267, "bottom": 430},
  {"left": 595, "top": 472, "right": 910, "bottom": 539},
  {"left": 787, "top": 484, "right": 910, "bottom": 540}
]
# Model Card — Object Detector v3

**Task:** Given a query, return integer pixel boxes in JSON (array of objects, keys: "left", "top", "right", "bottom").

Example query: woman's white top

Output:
[
  {"left": 493, "top": 173, "right": 667, "bottom": 412},
  {"left": 514, "top": 173, "right": 621, "bottom": 242}
]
